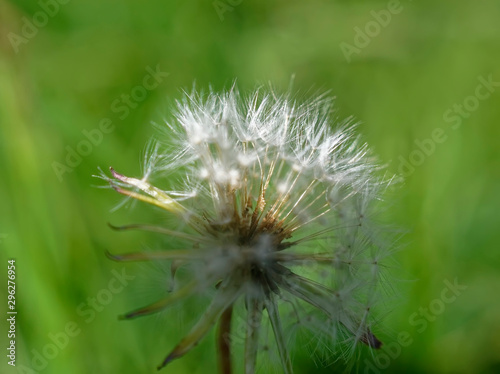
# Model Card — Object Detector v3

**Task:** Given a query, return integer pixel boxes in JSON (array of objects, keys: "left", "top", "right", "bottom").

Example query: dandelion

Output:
[{"left": 100, "top": 86, "right": 398, "bottom": 373}]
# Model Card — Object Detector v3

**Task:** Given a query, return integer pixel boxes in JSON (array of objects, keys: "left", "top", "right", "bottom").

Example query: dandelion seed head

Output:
[{"left": 102, "top": 86, "right": 399, "bottom": 373}]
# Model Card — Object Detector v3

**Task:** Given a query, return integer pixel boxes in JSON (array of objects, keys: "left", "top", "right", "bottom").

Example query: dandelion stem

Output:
[{"left": 217, "top": 304, "right": 234, "bottom": 374}]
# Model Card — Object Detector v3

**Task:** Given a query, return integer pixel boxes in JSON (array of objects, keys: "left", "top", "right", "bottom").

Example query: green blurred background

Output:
[{"left": 1, "top": 0, "right": 499, "bottom": 373}]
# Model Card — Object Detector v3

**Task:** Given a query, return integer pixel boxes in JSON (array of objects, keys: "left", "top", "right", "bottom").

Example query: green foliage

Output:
[{"left": 1, "top": 0, "right": 499, "bottom": 373}]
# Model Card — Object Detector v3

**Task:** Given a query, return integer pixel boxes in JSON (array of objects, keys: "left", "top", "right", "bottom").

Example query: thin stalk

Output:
[{"left": 217, "top": 304, "right": 234, "bottom": 374}]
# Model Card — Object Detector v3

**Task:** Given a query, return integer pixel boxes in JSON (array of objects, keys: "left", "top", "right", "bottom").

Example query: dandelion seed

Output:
[{"left": 100, "top": 86, "right": 398, "bottom": 373}]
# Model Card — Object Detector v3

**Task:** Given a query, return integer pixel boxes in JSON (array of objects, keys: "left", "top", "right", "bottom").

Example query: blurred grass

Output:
[{"left": 1, "top": 0, "right": 499, "bottom": 373}]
